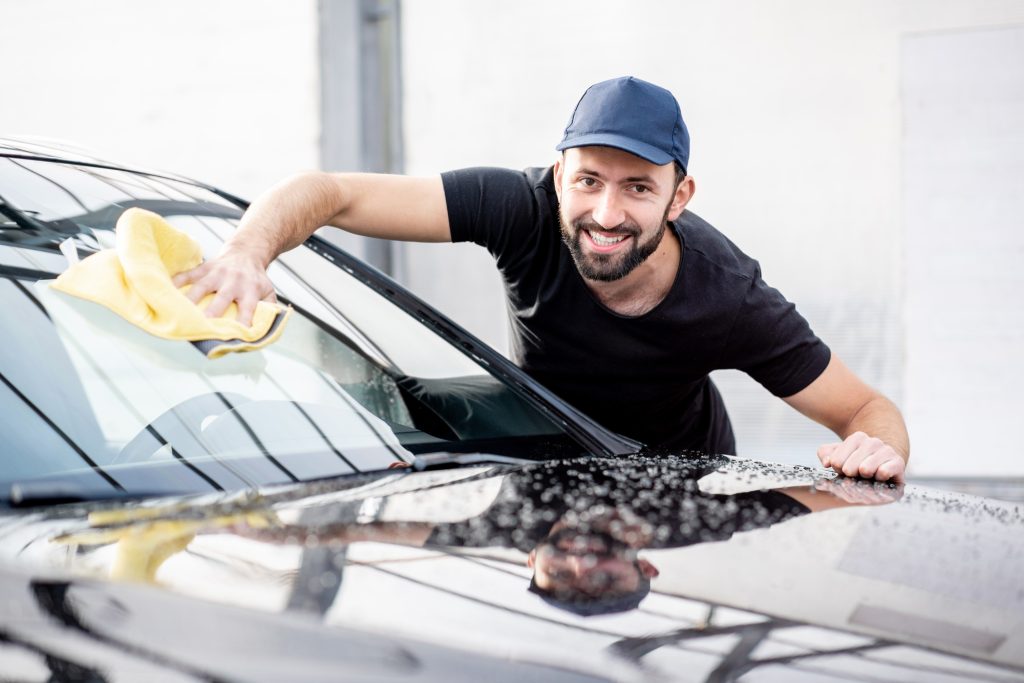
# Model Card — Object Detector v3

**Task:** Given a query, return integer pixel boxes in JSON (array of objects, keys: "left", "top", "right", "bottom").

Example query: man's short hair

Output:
[
  {"left": 527, "top": 573, "right": 652, "bottom": 617},
  {"left": 559, "top": 152, "right": 688, "bottom": 190},
  {"left": 673, "top": 162, "right": 687, "bottom": 189}
]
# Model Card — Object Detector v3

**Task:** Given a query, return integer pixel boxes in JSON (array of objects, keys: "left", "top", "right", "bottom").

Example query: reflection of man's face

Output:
[{"left": 529, "top": 528, "right": 655, "bottom": 598}]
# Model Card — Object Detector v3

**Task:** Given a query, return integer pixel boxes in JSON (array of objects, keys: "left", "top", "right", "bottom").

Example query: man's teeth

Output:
[{"left": 588, "top": 231, "right": 627, "bottom": 246}]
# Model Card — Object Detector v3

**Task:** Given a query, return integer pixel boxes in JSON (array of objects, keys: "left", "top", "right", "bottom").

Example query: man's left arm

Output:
[{"left": 782, "top": 354, "right": 910, "bottom": 482}]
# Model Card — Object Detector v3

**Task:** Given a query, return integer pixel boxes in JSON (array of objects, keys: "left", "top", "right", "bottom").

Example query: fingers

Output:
[
  {"left": 829, "top": 432, "right": 876, "bottom": 477},
  {"left": 854, "top": 449, "right": 890, "bottom": 479},
  {"left": 817, "top": 442, "right": 839, "bottom": 467},
  {"left": 173, "top": 262, "right": 216, "bottom": 304},
  {"left": 815, "top": 475, "right": 904, "bottom": 505},
  {"left": 234, "top": 289, "right": 278, "bottom": 326},
  {"left": 236, "top": 296, "right": 257, "bottom": 328},
  {"left": 875, "top": 458, "right": 907, "bottom": 484},
  {"left": 171, "top": 262, "right": 209, "bottom": 288},
  {"left": 820, "top": 432, "right": 907, "bottom": 483},
  {"left": 203, "top": 289, "right": 237, "bottom": 320},
  {"left": 172, "top": 253, "right": 275, "bottom": 326},
  {"left": 185, "top": 280, "right": 213, "bottom": 305},
  {"left": 819, "top": 433, "right": 854, "bottom": 472}
]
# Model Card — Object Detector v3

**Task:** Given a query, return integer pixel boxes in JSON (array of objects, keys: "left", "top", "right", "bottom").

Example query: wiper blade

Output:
[
  {"left": 0, "top": 192, "right": 49, "bottom": 231},
  {"left": 410, "top": 452, "right": 534, "bottom": 472},
  {"left": 0, "top": 263, "right": 62, "bottom": 280},
  {"left": 0, "top": 192, "right": 96, "bottom": 253},
  {"left": 5, "top": 480, "right": 185, "bottom": 509}
]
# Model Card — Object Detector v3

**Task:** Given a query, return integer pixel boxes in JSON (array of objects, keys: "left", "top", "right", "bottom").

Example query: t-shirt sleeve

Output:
[
  {"left": 441, "top": 167, "right": 541, "bottom": 271},
  {"left": 658, "top": 489, "right": 810, "bottom": 549},
  {"left": 721, "top": 271, "right": 831, "bottom": 397}
]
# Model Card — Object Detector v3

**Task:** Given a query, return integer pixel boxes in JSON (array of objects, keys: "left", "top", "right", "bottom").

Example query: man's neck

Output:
[{"left": 585, "top": 225, "right": 681, "bottom": 316}]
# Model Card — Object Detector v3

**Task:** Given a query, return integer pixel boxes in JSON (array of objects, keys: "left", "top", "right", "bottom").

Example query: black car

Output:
[{"left": 1, "top": 138, "right": 1022, "bottom": 682}]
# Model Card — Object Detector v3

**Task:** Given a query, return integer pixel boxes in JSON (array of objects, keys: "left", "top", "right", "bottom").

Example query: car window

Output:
[{"left": 0, "top": 158, "right": 576, "bottom": 503}]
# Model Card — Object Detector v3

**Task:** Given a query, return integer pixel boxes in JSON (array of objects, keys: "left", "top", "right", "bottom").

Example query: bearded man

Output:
[{"left": 176, "top": 76, "right": 909, "bottom": 482}]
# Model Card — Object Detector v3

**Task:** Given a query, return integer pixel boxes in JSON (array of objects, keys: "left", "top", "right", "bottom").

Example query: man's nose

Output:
[
  {"left": 591, "top": 190, "right": 624, "bottom": 229},
  {"left": 564, "top": 555, "right": 589, "bottom": 578}
]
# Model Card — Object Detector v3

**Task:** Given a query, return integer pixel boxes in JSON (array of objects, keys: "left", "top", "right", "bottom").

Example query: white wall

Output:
[
  {"left": 4, "top": 0, "right": 1023, "bottom": 477},
  {"left": 0, "top": 0, "right": 320, "bottom": 199},
  {"left": 903, "top": 25, "right": 1024, "bottom": 477},
  {"left": 400, "top": 1, "right": 1024, "bottom": 475}
]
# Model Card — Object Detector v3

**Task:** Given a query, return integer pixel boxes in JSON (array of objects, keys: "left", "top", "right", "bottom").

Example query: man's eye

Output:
[
  {"left": 631, "top": 184, "right": 650, "bottom": 193},
  {"left": 579, "top": 177, "right": 597, "bottom": 187}
]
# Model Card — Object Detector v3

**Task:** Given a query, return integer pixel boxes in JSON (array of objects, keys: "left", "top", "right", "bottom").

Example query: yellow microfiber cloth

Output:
[{"left": 50, "top": 207, "right": 291, "bottom": 359}]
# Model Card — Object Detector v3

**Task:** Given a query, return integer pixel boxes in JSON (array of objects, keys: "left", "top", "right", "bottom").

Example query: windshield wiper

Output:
[
  {"left": 0, "top": 263, "right": 62, "bottom": 280},
  {"left": 0, "top": 192, "right": 49, "bottom": 231},
  {"left": 4, "top": 480, "right": 188, "bottom": 509},
  {"left": 410, "top": 452, "right": 535, "bottom": 472},
  {"left": 0, "top": 193, "right": 98, "bottom": 254}
]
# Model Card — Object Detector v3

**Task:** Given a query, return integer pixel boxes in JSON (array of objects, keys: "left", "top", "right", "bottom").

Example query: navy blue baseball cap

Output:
[{"left": 556, "top": 76, "right": 690, "bottom": 174}]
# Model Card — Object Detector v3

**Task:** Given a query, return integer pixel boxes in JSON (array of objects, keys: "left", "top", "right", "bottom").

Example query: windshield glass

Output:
[{"left": 0, "top": 157, "right": 575, "bottom": 503}]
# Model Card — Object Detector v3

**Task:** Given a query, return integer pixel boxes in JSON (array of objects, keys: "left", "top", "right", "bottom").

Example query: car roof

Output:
[{"left": 0, "top": 136, "right": 248, "bottom": 208}]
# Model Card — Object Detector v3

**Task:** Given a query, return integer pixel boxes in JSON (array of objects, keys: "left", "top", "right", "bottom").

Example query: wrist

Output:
[{"left": 220, "top": 237, "right": 273, "bottom": 270}]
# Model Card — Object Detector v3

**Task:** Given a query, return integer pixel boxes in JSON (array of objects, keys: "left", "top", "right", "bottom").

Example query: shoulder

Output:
[
  {"left": 441, "top": 165, "right": 558, "bottom": 257},
  {"left": 442, "top": 165, "right": 554, "bottom": 201},
  {"left": 676, "top": 210, "right": 760, "bottom": 282}
]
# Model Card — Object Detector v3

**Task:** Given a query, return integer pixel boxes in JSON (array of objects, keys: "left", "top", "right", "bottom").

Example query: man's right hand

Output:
[
  {"left": 168, "top": 171, "right": 450, "bottom": 327},
  {"left": 172, "top": 249, "right": 276, "bottom": 326}
]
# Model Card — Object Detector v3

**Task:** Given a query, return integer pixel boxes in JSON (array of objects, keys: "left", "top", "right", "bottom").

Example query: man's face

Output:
[
  {"left": 531, "top": 528, "right": 645, "bottom": 597},
  {"left": 554, "top": 146, "right": 689, "bottom": 282}
]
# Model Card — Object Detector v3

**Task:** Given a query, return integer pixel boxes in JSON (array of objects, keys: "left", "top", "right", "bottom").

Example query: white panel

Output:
[
  {"left": 0, "top": 0, "right": 320, "bottom": 199},
  {"left": 903, "top": 25, "right": 1024, "bottom": 476}
]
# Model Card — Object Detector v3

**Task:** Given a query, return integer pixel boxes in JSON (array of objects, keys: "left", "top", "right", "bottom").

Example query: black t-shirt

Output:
[{"left": 442, "top": 166, "right": 830, "bottom": 455}]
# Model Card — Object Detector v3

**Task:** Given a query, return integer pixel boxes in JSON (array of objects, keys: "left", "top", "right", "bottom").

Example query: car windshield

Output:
[{"left": 0, "top": 156, "right": 577, "bottom": 504}]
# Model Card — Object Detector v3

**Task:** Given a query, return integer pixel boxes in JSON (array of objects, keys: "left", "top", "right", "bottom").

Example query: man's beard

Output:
[{"left": 559, "top": 204, "right": 671, "bottom": 282}]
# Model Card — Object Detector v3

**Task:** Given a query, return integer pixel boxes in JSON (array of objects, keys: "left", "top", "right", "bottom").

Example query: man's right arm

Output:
[{"left": 172, "top": 171, "right": 450, "bottom": 324}]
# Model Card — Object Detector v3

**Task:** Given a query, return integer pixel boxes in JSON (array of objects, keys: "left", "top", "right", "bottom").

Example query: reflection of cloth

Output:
[
  {"left": 53, "top": 508, "right": 273, "bottom": 583},
  {"left": 443, "top": 166, "right": 831, "bottom": 454},
  {"left": 427, "top": 456, "right": 809, "bottom": 553},
  {"left": 50, "top": 208, "right": 290, "bottom": 358}
]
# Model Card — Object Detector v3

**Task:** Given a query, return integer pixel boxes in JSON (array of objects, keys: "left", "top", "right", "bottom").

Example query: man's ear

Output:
[
  {"left": 553, "top": 155, "right": 564, "bottom": 201},
  {"left": 637, "top": 558, "right": 660, "bottom": 579},
  {"left": 667, "top": 176, "right": 695, "bottom": 222},
  {"left": 526, "top": 549, "right": 537, "bottom": 568}
]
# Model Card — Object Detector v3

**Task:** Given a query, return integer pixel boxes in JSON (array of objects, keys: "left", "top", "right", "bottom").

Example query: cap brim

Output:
[{"left": 555, "top": 133, "right": 674, "bottom": 166}]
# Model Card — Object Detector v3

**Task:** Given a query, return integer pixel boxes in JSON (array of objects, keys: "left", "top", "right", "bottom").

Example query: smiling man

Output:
[{"left": 176, "top": 76, "right": 910, "bottom": 481}]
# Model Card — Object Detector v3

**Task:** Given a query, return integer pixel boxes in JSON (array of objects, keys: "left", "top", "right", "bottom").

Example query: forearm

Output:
[
  {"left": 223, "top": 171, "right": 350, "bottom": 266},
  {"left": 840, "top": 395, "right": 910, "bottom": 462},
  {"left": 221, "top": 172, "right": 449, "bottom": 267},
  {"left": 785, "top": 356, "right": 910, "bottom": 482}
]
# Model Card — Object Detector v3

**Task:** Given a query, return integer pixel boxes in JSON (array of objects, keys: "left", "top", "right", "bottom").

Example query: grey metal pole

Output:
[{"left": 318, "top": 0, "right": 404, "bottom": 275}]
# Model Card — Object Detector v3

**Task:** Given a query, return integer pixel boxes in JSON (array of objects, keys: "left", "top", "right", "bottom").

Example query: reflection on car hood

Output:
[{"left": 1, "top": 453, "right": 1022, "bottom": 682}]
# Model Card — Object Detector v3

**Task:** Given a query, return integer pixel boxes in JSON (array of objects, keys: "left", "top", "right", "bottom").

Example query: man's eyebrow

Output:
[
  {"left": 623, "top": 174, "right": 659, "bottom": 186},
  {"left": 575, "top": 168, "right": 661, "bottom": 187}
]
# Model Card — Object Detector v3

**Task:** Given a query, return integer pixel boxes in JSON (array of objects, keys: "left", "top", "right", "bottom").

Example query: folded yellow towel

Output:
[{"left": 50, "top": 207, "right": 290, "bottom": 359}]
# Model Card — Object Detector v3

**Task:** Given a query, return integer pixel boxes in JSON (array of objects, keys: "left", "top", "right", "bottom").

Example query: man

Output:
[{"left": 174, "top": 76, "right": 909, "bottom": 482}]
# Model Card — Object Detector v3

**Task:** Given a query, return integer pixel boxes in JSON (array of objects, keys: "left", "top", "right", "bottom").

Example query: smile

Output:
[{"left": 584, "top": 229, "right": 631, "bottom": 252}]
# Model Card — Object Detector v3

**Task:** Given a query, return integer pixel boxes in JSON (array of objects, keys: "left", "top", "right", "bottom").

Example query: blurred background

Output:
[{"left": 2, "top": 0, "right": 1022, "bottom": 494}]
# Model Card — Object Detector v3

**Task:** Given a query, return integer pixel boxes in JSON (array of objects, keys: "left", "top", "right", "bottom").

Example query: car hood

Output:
[{"left": 1, "top": 452, "right": 1022, "bottom": 682}]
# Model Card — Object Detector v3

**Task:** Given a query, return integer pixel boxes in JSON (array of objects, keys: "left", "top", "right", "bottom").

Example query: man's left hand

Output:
[
  {"left": 812, "top": 476, "right": 904, "bottom": 506},
  {"left": 817, "top": 431, "right": 907, "bottom": 483}
]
